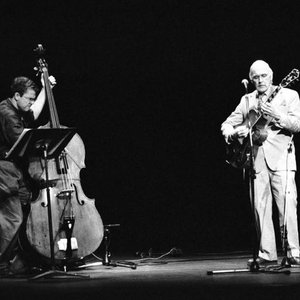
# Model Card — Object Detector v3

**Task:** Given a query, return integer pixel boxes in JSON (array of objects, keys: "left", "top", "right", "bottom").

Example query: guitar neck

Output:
[
  {"left": 251, "top": 85, "right": 282, "bottom": 129},
  {"left": 266, "top": 85, "right": 282, "bottom": 103}
]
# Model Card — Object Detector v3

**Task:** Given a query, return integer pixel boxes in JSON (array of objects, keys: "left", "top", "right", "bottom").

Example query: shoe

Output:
[
  {"left": 247, "top": 257, "right": 278, "bottom": 268},
  {"left": 288, "top": 257, "right": 300, "bottom": 265}
]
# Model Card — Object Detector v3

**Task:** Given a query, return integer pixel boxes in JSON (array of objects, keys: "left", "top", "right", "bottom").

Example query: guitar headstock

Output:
[{"left": 280, "top": 69, "right": 300, "bottom": 88}]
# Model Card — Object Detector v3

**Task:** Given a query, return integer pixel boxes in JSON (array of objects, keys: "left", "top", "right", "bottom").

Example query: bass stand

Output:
[
  {"left": 61, "top": 215, "right": 76, "bottom": 272},
  {"left": 207, "top": 80, "right": 290, "bottom": 275},
  {"left": 6, "top": 128, "right": 89, "bottom": 280}
]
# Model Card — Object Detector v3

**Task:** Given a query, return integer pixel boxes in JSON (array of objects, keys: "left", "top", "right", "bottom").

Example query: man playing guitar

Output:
[{"left": 221, "top": 60, "right": 300, "bottom": 267}]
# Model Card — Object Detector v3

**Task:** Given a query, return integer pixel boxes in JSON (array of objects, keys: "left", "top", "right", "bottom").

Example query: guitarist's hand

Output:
[
  {"left": 231, "top": 125, "right": 249, "bottom": 140},
  {"left": 260, "top": 102, "right": 281, "bottom": 121}
]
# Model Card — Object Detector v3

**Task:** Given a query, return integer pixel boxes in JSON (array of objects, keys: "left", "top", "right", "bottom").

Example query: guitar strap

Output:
[{"left": 257, "top": 86, "right": 280, "bottom": 132}]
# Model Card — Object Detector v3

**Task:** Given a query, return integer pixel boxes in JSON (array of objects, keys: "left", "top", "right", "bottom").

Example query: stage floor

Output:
[{"left": 1, "top": 252, "right": 300, "bottom": 300}]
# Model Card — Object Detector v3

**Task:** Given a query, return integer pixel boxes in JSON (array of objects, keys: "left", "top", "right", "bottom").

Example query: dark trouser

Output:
[{"left": 0, "top": 161, "right": 31, "bottom": 263}]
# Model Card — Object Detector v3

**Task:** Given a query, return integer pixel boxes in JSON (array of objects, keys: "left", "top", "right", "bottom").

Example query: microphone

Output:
[
  {"left": 241, "top": 79, "right": 249, "bottom": 93},
  {"left": 241, "top": 79, "right": 249, "bottom": 88}
]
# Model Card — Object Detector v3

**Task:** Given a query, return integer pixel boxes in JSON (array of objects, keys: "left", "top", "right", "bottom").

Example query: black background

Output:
[{"left": 1, "top": 0, "right": 300, "bottom": 255}]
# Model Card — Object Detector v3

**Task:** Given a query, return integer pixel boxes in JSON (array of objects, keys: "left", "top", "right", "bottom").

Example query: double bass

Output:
[{"left": 25, "top": 45, "right": 104, "bottom": 264}]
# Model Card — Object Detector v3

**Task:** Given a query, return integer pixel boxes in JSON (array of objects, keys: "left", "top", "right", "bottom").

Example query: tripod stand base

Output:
[
  {"left": 28, "top": 269, "right": 90, "bottom": 281},
  {"left": 207, "top": 261, "right": 291, "bottom": 275},
  {"left": 104, "top": 260, "right": 137, "bottom": 269},
  {"left": 76, "top": 260, "right": 137, "bottom": 270},
  {"left": 207, "top": 268, "right": 290, "bottom": 275},
  {"left": 207, "top": 268, "right": 250, "bottom": 275}
]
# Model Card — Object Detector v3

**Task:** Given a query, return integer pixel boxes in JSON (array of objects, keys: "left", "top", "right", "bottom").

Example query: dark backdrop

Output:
[{"left": 1, "top": 0, "right": 300, "bottom": 256}]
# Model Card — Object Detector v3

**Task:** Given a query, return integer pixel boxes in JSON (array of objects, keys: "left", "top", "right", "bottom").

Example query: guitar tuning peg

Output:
[{"left": 33, "top": 66, "right": 40, "bottom": 76}]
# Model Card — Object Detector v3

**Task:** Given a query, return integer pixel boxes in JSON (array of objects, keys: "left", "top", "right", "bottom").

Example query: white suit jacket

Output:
[{"left": 222, "top": 86, "right": 300, "bottom": 172}]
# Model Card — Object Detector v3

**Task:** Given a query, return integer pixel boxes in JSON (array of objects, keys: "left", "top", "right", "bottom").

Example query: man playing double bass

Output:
[
  {"left": 0, "top": 75, "right": 56, "bottom": 275},
  {"left": 221, "top": 60, "right": 300, "bottom": 267}
]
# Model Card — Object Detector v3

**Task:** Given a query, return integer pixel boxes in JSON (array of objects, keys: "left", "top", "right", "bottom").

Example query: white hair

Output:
[{"left": 249, "top": 60, "right": 273, "bottom": 80}]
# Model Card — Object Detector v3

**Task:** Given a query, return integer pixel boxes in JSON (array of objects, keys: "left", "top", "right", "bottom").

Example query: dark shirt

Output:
[{"left": 0, "top": 98, "right": 34, "bottom": 158}]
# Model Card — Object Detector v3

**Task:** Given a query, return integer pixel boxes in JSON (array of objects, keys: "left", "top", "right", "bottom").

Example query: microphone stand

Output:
[
  {"left": 74, "top": 224, "right": 137, "bottom": 270},
  {"left": 207, "top": 80, "right": 290, "bottom": 275},
  {"left": 280, "top": 137, "right": 296, "bottom": 268},
  {"left": 246, "top": 92, "right": 260, "bottom": 272}
]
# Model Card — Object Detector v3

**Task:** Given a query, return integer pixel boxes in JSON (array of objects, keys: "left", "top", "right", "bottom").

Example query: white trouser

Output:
[{"left": 254, "top": 160, "right": 300, "bottom": 261}]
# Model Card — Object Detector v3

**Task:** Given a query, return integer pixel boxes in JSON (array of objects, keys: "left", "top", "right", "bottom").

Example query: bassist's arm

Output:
[{"left": 30, "top": 75, "right": 56, "bottom": 120}]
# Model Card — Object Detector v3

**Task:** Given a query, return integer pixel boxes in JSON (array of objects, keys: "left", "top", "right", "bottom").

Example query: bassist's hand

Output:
[{"left": 40, "top": 75, "right": 57, "bottom": 89}]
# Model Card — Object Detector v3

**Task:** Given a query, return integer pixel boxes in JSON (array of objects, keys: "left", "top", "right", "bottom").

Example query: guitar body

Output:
[
  {"left": 226, "top": 110, "right": 277, "bottom": 169},
  {"left": 226, "top": 110, "right": 272, "bottom": 169},
  {"left": 225, "top": 109, "right": 261, "bottom": 169},
  {"left": 226, "top": 136, "right": 263, "bottom": 169}
]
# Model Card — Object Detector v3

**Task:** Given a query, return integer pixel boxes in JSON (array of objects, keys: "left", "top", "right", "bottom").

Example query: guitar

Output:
[{"left": 225, "top": 68, "right": 300, "bottom": 169}]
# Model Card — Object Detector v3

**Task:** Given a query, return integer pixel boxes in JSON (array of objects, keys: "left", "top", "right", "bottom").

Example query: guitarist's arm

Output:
[
  {"left": 221, "top": 123, "right": 249, "bottom": 143},
  {"left": 221, "top": 123, "right": 235, "bottom": 143},
  {"left": 221, "top": 95, "right": 251, "bottom": 143},
  {"left": 261, "top": 89, "right": 300, "bottom": 133}
]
